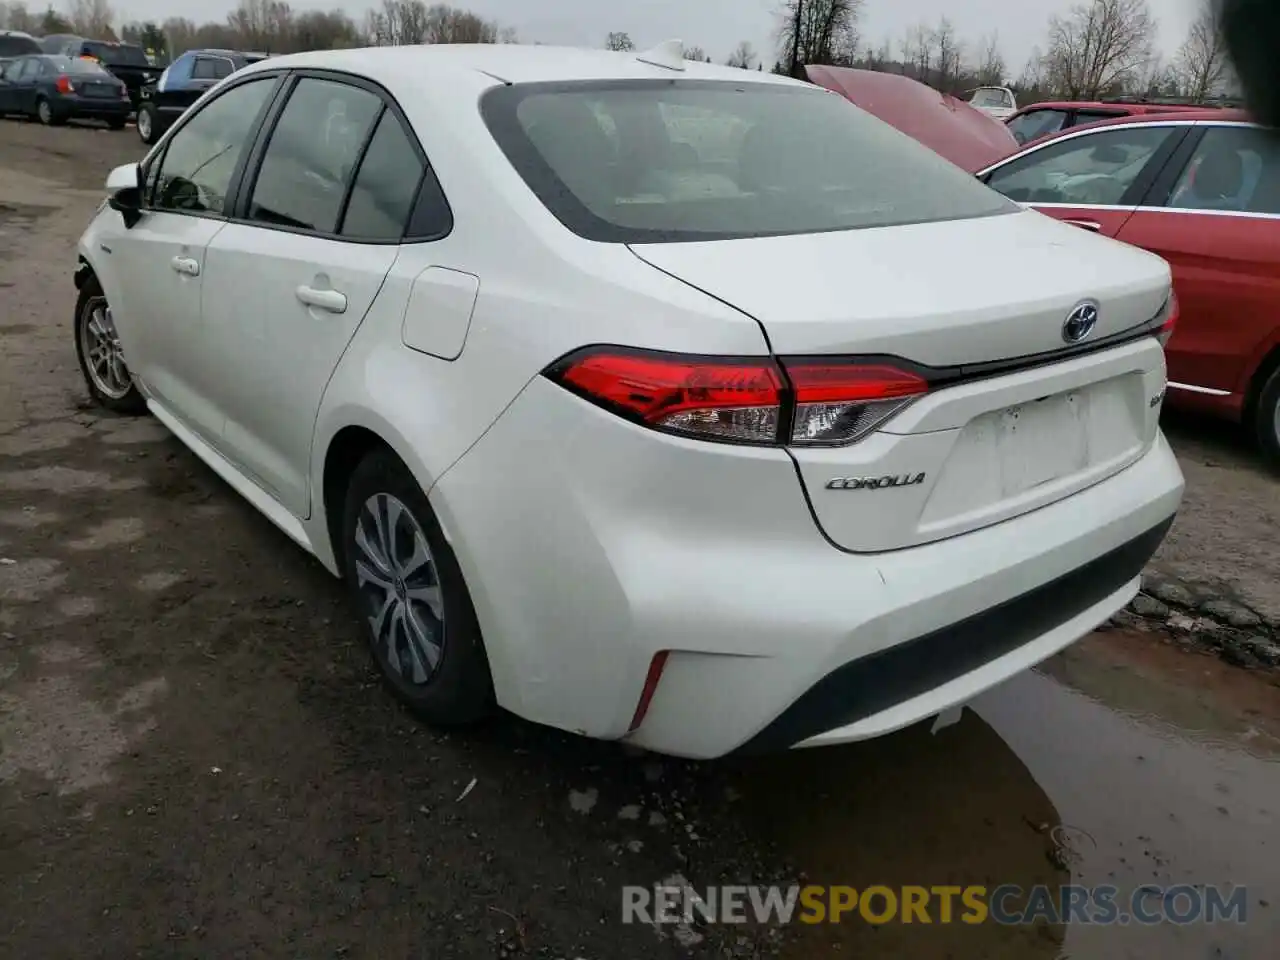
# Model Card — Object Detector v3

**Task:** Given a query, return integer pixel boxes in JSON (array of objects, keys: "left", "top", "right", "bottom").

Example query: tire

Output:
[
  {"left": 1254, "top": 366, "right": 1280, "bottom": 469},
  {"left": 36, "top": 97, "right": 64, "bottom": 126},
  {"left": 341, "top": 448, "right": 495, "bottom": 726},
  {"left": 136, "top": 103, "right": 157, "bottom": 144},
  {"left": 74, "top": 275, "right": 147, "bottom": 415}
]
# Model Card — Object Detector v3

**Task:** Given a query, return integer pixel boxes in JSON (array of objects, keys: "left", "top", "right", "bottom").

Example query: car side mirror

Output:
[{"left": 105, "top": 162, "right": 143, "bottom": 229}]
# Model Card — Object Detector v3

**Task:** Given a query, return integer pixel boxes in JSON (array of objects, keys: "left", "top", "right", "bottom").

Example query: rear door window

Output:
[
  {"left": 986, "top": 126, "right": 1177, "bottom": 205},
  {"left": 192, "top": 56, "right": 233, "bottom": 80},
  {"left": 1165, "top": 126, "right": 1280, "bottom": 214},
  {"left": 340, "top": 110, "right": 426, "bottom": 241},
  {"left": 246, "top": 76, "right": 382, "bottom": 234}
]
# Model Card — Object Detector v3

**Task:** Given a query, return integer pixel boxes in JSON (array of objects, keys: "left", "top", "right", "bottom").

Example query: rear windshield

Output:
[
  {"left": 0, "top": 35, "right": 40, "bottom": 57},
  {"left": 83, "top": 42, "right": 149, "bottom": 66},
  {"left": 51, "top": 56, "right": 110, "bottom": 76},
  {"left": 971, "top": 88, "right": 1012, "bottom": 108},
  {"left": 481, "top": 79, "right": 1016, "bottom": 243}
]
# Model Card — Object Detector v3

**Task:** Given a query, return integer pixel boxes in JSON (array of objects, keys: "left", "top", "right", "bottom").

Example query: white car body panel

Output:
[{"left": 76, "top": 44, "right": 1184, "bottom": 758}]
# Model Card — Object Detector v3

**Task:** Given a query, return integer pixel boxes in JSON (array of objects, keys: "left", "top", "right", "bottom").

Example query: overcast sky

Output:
[{"left": 113, "top": 0, "right": 1206, "bottom": 73}]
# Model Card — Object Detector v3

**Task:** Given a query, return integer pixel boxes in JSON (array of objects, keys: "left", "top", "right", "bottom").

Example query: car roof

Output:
[
  {"left": 1015, "top": 100, "right": 1210, "bottom": 114},
  {"left": 240, "top": 43, "right": 805, "bottom": 88}
]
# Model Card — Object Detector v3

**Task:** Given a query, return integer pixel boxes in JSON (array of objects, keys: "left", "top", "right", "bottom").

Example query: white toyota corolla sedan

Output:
[{"left": 73, "top": 42, "right": 1184, "bottom": 758}]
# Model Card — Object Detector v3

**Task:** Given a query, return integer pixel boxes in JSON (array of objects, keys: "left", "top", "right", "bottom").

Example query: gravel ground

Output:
[{"left": 1, "top": 118, "right": 1276, "bottom": 960}]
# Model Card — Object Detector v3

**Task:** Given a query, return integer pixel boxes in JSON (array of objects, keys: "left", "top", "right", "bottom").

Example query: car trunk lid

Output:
[
  {"left": 629, "top": 209, "right": 1172, "bottom": 552},
  {"left": 804, "top": 65, "right": 1019, "bottom": 172}
]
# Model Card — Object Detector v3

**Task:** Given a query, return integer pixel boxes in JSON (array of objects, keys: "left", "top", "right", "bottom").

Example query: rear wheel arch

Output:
[{"left": 322, "top": 425, "right": 394, "bottom": 572}]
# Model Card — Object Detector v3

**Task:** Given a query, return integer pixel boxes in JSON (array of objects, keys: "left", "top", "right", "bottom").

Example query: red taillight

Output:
[
  {"left": 784, "top": 361, "right": 929, "bottom": 445},
  {"left": 1158, "top": 291, "right": 1179, "bottom": 347},
  {"left": 545, "top": 347, "right": 929, "bottom": 446},
  {"left": 552, "top": 349, "right": 785, "bottom": 444},
  {"left": 55, "top": 75, "right": 73, "bottom": 95}
]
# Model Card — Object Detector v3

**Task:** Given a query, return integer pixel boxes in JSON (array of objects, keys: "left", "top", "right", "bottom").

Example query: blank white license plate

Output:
[{"left": 987, "top": 381, "right": 1136, "bottom": 496}]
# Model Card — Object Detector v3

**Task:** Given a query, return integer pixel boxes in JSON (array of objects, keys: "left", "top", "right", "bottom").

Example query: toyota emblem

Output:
[{"left": 1063, "top": 300, "right": 1100, "bottom": 344}]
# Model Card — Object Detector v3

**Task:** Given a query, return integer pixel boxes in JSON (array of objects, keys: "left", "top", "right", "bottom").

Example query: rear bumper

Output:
[
  {"left": 432, "top": 376, "right": 1184, "bottom": 759},
  {"left": 57, "top": 96, "right": 131, "bottom": 119},
  {"left": 735, "top": 514, "right": 1172, "bottom": 754}
]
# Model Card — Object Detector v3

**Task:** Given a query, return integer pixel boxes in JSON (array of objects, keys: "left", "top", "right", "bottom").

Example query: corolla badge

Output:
[{"left": 1062, "top": 300, "right": 1100, "bottom": 344}]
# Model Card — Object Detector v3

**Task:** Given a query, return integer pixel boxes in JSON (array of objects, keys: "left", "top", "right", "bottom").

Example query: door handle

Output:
[
  {"left": 1062, "top": 219, "right": 1102, "bottom": 232},
  {"left": 296, "top": 285, "right": 348, "bottom": 314},
  {"left": 170, "top": 255, "right": 200, "bottom": 276}
]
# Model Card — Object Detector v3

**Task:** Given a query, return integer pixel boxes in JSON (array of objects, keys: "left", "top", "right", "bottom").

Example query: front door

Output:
[
  {"left": 199, "top": 75, "right": 413, "bottom": 517},
  {"left": 982, "top": 122, "right": 1190, "bottom": 239},
  {"left": 107, "top": 72, "right": 281, "bottom": 445}
]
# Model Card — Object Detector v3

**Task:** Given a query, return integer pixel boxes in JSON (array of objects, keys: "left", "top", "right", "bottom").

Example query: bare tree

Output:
[
  {"left": 975, "top": 32, "right": 1006, "bottom": 85},
  {"left": 605, "top": 31, "right": 634, "bottom": 52},
  {"left": 777, "top": 0, "right": 864, "bottom": 76},
  {"left": 684, "top": 44, "right": 709, "bottom": 61},
  {"left": 900, "top": 21, "right": 935, "bottom": 82},
  {"left": 726, "top": 40, "right": 757, "bottom": 69},
  {"left": 0, "top": 2, "right": 37, "bottom": 31},
  {"left": 422, "top": 4, "right": 499, "bottom": 43},
  {"left": 933, "top": 16, "right": 963, "bottom": 91},
  {"left": 1176, "top": 0, "right": 1229, "bottom": 101},
  {"left": 66, "top": 0, "right": 115, "bottom": 38},
  {"left": 1042, "top": 0, "right": 1157, "bottom": 99}
]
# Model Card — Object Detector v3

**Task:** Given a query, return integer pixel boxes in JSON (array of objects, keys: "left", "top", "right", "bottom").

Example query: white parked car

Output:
[
  {"left": 73, "top": 42, "right": 1184, "bottom": 759},
  {"left": 967, "top": 85, "right": 1018, "bottom": 121}
]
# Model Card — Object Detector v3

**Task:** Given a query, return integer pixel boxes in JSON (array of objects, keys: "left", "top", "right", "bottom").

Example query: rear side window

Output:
[
  {"left": 192, "top": 56, "right": 233, "bottom": 80},
  {"left": 481, "top": 80, "right": 1015, "bottom": 243},
  {"left": 247, "top": 77, "right": 381, "bottom": 234},
  {"left": 986, "top": 126, "right": 1175, "bottom": 206},
  {"left": 341, "top": 111, "right": 426, "bottom": 240},
  {"left": 1008, "top": 109, "right": 1069, "bottom": 145}
]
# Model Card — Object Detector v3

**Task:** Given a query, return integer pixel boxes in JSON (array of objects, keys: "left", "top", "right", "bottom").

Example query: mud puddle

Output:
[{"left": 715, "top": 630, "right": 1279, "bottom": 958}]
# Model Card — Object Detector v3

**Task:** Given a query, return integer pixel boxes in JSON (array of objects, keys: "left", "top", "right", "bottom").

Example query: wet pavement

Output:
[{"left": 1, "top": 120, "right": 1278, "bottom": 959}]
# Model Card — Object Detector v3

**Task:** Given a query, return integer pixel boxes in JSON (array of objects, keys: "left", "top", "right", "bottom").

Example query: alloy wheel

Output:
[
  {"left": 354, "top": 492, "right": 446, "bottom": 686},
  {"left": 37, "top": 100, "right": 51, "bottom": 125},
  {"left": 80, "top": 298, "right": 133, "bottom": 400},
  {"left": 137, "top": 109, "right": 151, "bottom": 141}
]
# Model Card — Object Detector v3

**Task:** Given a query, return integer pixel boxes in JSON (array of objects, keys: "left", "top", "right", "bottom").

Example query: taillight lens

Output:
[
  {"left": 55, "top": 75, "right": 74, "bottom": 95},
  {"left": 545, "top": 347, "right": 928, "bottom": 447},
  {"left": 784, "top": 361, "right": 929, "bottom": 445},
  {"left": 1158, "top": 291, "right": 1179, "bottom": 347},
  {"left": 552, "top": 349, "right": 784, "bottom": 443}
]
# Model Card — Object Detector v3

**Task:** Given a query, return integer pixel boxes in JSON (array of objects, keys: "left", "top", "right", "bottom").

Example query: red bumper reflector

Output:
[{"left": 628, "top": 651, "right": 670, "bottom": 733}]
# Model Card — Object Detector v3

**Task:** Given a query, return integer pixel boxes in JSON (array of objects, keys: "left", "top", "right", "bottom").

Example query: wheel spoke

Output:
[
  {"left": 355, "top": 556, "right": 394, "bottom": 593},
  {"left": 371, "top": 495, "right": 395, "bottom": 567},
  {"left": 366, "top": 589, "right": 395, "bottom": 638},
  {"left": 400, "top": 531, "right": 433, "bottom": 582},
  {"left": 404, "top": 603, "right": 441, "bottom": 675},
  {"left": 354, "top": 518, "right": 393, "bottom": 577},
  {"left": 407, "top": 583, "right": 443, "bottom": 620}
]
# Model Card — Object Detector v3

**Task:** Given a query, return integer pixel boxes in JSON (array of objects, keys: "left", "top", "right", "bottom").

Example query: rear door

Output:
[
  {"left": 199, "top": 73, "right": 413, "bottom": 517},
  {"left": 981, "top": 122, "right": 1191, "bottom": 238},
  {"left": 1115, "top": 122, "right": 1280, "bottom": 398}
]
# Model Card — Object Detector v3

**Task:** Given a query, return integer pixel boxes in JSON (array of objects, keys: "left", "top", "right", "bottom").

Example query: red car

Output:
[
  {"left": 1005, "top": 99, "right": 1210, "bottom": 146},
  {"left": 975, "top": 110, "right": 1280, "bottom": 465},
  {"left": 805, "top": 68, "right": 1280, "bottom": 467}
]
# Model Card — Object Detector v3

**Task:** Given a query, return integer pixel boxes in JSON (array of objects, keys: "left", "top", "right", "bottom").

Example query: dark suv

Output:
[
  {"left": 136, "top": 48, "right": 267, "bottom": 143},
  {"left": 0, "top": 29, "right": 42, "bottom": 58},
  {"left": 39, "top": 35, "right": 159, "bottom": 108}
]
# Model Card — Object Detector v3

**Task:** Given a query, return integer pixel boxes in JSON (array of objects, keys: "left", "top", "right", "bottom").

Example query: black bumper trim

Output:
[{"left": 733, "top": 515, "right": 1176, "bottom": 755}]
